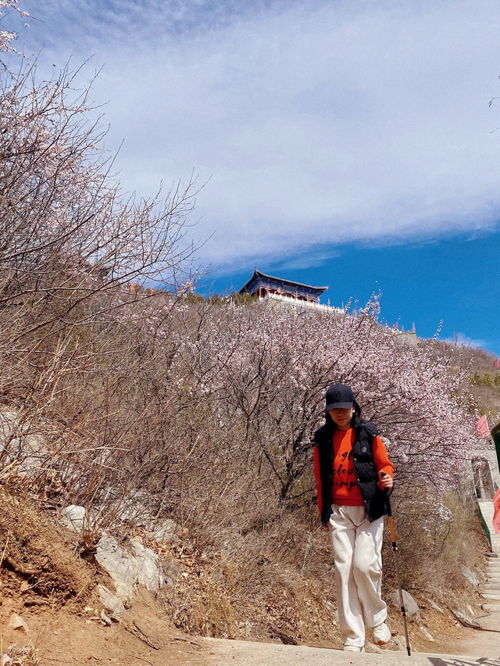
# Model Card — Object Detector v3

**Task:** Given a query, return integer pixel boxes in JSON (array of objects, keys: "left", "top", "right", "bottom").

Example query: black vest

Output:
[{"left": 314, "top": 420, "right": 388, "bottom": 523}]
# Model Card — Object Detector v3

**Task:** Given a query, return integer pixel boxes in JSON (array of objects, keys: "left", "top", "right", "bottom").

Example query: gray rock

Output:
[
  {"left": 8, "top": 613, "right": 29, "bottom": 631},
  {"left": 451, "top": 608, "right": 481, "bottom": 628},
  {"left": 419, "top": 625, "right": 434, "bottom": 641},
  {"left": 100, "top": 610, "right": 112, "bottom": 626},
  {"left": 98, "top": 584, "right": 125, "bottom": 621},
  {"left": 389, "top": 589, "right": 420, "bottom": 621},
  {"left": 130, "top": 539, "right": 165, "bottom": 590},
  {"left": 461, "top": 565, "right": 479, "bottom": 586},
  {"left": 96, "top": 534, "right": 138, "bottom": 603},
  {"left": 426, "top": 598, "right": 445, "bottom": 613},
  {"left": 61, "top": 505, "right": 86, "bottom": 533},
  {"left": 95, "top": 534, "right": 165, "bottom": 605}
]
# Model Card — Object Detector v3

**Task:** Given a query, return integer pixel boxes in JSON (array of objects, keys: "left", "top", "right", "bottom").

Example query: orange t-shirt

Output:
[{"left": 332, "top": 428, "right": 393, "bottom": 506}]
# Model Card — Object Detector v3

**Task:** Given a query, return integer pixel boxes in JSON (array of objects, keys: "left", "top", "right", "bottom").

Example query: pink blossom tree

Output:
[{"left": 114, "top": 296, "right": 476, "bottom": 534}]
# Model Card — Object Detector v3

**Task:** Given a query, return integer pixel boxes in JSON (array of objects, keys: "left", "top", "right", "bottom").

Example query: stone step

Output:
[
  {"left": 482, "top": 602, "right": 500, "bottom": 612},
  {"left": 481, "top": 594, "right": 500, "bottom": 601},
  {"left": 479, "top": 586, "right": 500, "bottom": 593}
]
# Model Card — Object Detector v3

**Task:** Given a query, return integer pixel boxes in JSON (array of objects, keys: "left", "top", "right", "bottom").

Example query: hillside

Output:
[{"left": 0, "top": 295, "right": 498, "bottom": 664}]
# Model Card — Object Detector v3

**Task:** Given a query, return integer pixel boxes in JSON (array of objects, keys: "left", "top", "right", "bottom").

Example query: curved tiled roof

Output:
[{"left": 239, "top": 269, "right": 328, "bottom": 296}]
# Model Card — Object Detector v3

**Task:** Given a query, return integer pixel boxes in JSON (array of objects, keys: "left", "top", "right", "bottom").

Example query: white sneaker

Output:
[
  {"left": 343, "top": 645, "right": 364, "bottom": 652},
  {"left": 372, "top": 622, "right": 391, "bottom": 645}
]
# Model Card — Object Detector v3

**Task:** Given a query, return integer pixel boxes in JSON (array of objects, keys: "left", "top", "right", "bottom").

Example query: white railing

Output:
[
  {"left": 260, "top": 292, "right": 345, "bottom": 314},
  {"left": 260, "top": 294, "right": 419, "bottom": 344}
]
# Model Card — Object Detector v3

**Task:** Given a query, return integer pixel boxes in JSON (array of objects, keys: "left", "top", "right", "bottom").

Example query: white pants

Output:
[{"left": 329, "top": 504, "right": 387, "bottom": 648}]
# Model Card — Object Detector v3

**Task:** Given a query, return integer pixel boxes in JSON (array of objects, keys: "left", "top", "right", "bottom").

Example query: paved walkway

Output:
[{"left": 201, "top": 637, "right": 500, "bottom": 665}]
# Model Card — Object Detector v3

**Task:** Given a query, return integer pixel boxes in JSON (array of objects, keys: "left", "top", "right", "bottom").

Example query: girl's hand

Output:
[{"left": 379, "top": 472, "right": 393, "bottom": 490}]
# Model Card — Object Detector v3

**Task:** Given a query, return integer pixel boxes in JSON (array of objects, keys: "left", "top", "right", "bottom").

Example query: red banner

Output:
[{"left": 476, "top": 415, "right": 490, "bottom": 438}]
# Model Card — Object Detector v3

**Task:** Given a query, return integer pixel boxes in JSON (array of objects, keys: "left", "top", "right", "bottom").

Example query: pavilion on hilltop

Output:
[{"left": 239, "top": 269, "right": 328, "bottom": 304}]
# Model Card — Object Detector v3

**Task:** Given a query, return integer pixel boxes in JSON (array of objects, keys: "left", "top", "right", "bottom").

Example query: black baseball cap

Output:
[{"left": 325, "top": 384, "right": 355, "bottom": 410}]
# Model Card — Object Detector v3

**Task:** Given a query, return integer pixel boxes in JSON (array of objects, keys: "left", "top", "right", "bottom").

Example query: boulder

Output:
[
  {"left": 95, "top": 534, "right": 137, "bottom": 604},
  {"left": 98, "top": 584, "right": 126, "bottom": 621},
  {"left": 61, "top": 505, "right": 86, "bottom": 533},
  {"left": 389, "top": 589, "right": 420, "bottom": 621},
  {"left": 95, "top": 534, "right": 165, "bottom": 606},
  {"left": 130, "top": 539, "right": 165, "bottom": 590}
]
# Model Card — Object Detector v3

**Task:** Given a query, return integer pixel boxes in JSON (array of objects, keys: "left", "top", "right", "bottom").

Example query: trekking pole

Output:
[{"left": 381, "top": 473, "right": 411, "bottom": 656}]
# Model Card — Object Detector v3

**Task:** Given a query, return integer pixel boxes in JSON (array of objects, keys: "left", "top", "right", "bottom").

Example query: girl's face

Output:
[{"left": 328, "top": 407, "right": 354, "bottom": 430}]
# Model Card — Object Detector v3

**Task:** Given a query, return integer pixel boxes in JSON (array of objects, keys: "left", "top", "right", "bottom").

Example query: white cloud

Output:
[
  {"left": 11, "top": 0, "right": 500, "bottom": 269},
  {"left": 444, "top": 333, "right": 487, "bottom": 349}
]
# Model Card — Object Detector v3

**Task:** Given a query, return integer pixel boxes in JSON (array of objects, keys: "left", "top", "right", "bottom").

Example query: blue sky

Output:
[
  {"left": 5, "top": 0, "right": 500, "bottom": 355},
  {"left": 202, "top": 233, "right": 499, "bottom": 353}
]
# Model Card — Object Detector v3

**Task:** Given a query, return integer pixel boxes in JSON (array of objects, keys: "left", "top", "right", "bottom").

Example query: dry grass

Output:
[{"left": 0, "top": 644, "right": 41, "bottom": 666}]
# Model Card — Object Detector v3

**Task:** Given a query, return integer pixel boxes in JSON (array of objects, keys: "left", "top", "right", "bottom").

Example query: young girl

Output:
[{"left": 313, "top": 383, "right": 394, "bottom": 652}]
